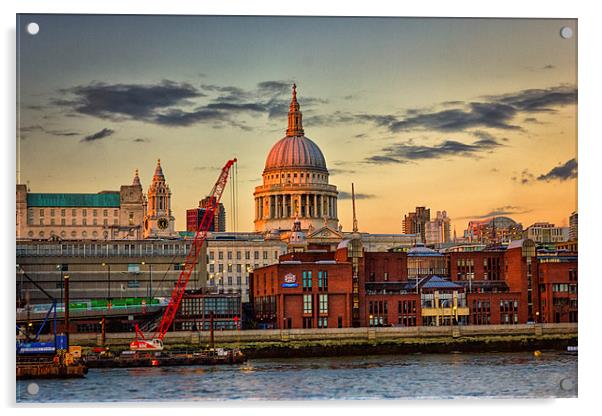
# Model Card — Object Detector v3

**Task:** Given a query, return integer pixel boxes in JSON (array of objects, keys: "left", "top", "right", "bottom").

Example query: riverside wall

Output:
[{"left": 36, "top": 323, "right": 578, "bottom": 358}]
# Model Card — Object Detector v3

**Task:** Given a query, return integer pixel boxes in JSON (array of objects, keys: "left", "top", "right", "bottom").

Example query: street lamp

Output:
[
  {"left": 56, "top": 264, "right": 67, "bottom": 305},
  {"left": 142, "top": 261, "right": 152, "bottom": 300},
  {"left": 102, "top": 263, "right": 111, "bottom": 301},
  {"left": 369, "top": 314, "right": 374, "bottom": 327}
]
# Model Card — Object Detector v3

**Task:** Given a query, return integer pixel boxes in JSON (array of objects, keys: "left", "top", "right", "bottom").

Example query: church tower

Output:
[{"left": 144, "top": 159, "right": 176, "bottom": 238}]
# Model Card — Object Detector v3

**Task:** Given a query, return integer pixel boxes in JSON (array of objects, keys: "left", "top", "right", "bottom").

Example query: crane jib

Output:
[{"left": 142, "top": 158, "right": 237, "bottom": 344}]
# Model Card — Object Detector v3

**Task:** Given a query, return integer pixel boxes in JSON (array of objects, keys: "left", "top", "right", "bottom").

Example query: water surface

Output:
[{"left": 16, "top": 351, "right": 577, "bottom": 402}]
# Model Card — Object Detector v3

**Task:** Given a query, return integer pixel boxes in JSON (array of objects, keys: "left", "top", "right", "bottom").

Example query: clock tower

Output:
[{"left": 144, "top": 159, "right": 176, "bottom": 239}]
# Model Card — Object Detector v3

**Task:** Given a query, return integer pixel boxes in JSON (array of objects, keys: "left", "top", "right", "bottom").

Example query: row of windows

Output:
[
  {"left": 209, "top": 263, "right": 263, "bottom": 274},
  {"left": 207, "top": 275, "right": 249, "bottom": 286},
  {"left": 34, "top": 218, "right": 119, "bottom": 226},
  {"left": 17, "top": 242, "right": 191, "bottom": 257},
  {"left": 34, "top": 208, "right": 119, "bottom": 218},
  {"left": 266, "top": 172, "right": 327, "bottom": 181},
  {"left": 209, "top": 250, "right": 279, "bottom": 261},
  {"left": 552, "top": 283, "right": 577, "bottom": 293},
  {"left": 27, "top": 230, "right": 111, "bottom": 239},
  {"left": 302, "top": 294, "right": 328, "bottom": 314}
]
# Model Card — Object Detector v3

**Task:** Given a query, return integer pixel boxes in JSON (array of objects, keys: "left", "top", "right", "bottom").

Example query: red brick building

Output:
[
  {"left": 537, "top": 251, "right": 578, "bottom": 323},
  {"left": 250, "top": 251, "right": 352, "bottom": 329},
  {"left": 250, "top": 237, "right": 576, "bottom": 328}
]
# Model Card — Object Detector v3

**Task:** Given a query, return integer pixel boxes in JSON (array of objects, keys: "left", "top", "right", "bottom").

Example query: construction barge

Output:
[{"left": 84, "top": 348, "right": 246, "bottom": 368}]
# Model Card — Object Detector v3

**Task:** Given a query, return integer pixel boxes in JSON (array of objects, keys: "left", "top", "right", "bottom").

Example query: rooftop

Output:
[{"left": 26, "top": 192, "right": 120, "bottom": 207}]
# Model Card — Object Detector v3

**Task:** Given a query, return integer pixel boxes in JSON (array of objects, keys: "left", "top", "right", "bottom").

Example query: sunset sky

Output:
[{"left": 17, "top": 15, "right": 577, "bottom": 234}]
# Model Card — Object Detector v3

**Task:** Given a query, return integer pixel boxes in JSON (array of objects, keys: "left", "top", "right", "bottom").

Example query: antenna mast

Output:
[{"left": 352, "top": 183, "right": 358, "bottom": 233}]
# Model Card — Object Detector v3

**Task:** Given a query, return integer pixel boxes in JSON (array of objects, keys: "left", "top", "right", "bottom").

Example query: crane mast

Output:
[{"left": 130, "top": 158, "right": 237, "bottom": 351}]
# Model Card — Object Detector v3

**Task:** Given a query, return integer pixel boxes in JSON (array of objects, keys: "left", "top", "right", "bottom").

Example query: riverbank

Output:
[{"left": 46, "top": 323, "right": 577, "bottom": 359}]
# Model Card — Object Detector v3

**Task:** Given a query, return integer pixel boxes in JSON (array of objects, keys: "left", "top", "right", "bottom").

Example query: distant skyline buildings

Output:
[
  {"left": 402, "top": 207, "right": 431, "bottom": 243},
  {"left": 425, "top": 211, "right": 452, "bottom": 246},
  {"left": 569, "top": 211, "right": 578, "bottom": 241},
  {"left": 186, "top": 197, "right": 226, "bottom": 233}
]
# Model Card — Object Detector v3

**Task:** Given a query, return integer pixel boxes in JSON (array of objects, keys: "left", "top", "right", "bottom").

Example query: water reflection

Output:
[{"left": 16, "top": 352, "right": 577, "bottom": 402}]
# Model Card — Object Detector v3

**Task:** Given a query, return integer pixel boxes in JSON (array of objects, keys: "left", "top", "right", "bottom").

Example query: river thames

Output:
[{"left": 16, "top": 352, "right": 577, "bottom": 402}]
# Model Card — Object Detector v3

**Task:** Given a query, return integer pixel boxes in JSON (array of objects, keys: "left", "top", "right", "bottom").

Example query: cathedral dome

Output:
[{"left": 264, "top": 135, "right": 327, "bottom": 172}]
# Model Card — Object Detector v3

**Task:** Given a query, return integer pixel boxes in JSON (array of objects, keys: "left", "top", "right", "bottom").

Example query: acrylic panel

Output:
[{"left": 16, "top": 15, "right": 577, "bottom": 402}]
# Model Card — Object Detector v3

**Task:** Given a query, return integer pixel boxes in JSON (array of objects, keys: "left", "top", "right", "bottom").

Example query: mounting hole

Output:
[
  {"left": 27, "top": 382, "right": 39, "bottom": 395},
  {"left": 560, "top": 26, "right": 573, "bottom": 39},
  {"left": 26, "top": 22, "right": 40, "bottom": 36}
]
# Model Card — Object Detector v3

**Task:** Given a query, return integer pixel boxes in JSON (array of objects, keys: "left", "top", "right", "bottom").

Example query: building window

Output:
[
  {"left": 103, "top": 219, "right": 108, "bottom": 226},
  {"left": 93, "top": 219, "right": 97, "bottom": 226},
  {"left": 114, "top": 209, "right": 118, "bottom": 217},
  {"left": 61, "top": 209, "right": 65, "bottom": 217},
  {"left": 128, "top": 212, "right": 134, "bottom": 225},
  {"left": 93, "top": 209, "right": 98, "bottom": 217},
  {"left": 237, "top": 276, "right": 242, "bottom": 286},
  {"left": 228, "top": 276, "right": 232, "bottom": 286},
  {"left": 227, "top": 251, "right": 232, "bottom": 260},
  {"left": 236, "top": 264, "right": 242, "bottom": 273},
  {"left": 39, "top": 209, "right": 44, "bottom": 217},
  {"left": 82, "top": 209, "right": 87, "bottom": 217},
  {"left": 263, "top": 251, "right": 268, "bottom": 260},
  {"left": 303, "top": 294, "right": 312, "bottom": 314},
  {"left": 113, "top": 219, "right": 118, "bottom": 225},
  {"left": 319, "top": 294, "right": 328, "bottom": 314},
  {"left": 218, "top": 264, "right": 223, "bottom": 273},
  {"left": 236, "top": 251, "right": 241, "bottom": 260},
  {"left": 318, "top": 317, "right": 328, "bottom": 328},
  {"left": 50, "top": 209, "right": 55, "bottom": 217},
  {"left": 209, "top": 251, "right": 215, "bottom": 260},
  {"left": 227, "top": 264, "right": 233, "bottom": 273},
  {"left": 254, "top": 251, "right": 259, "bottom": 260},
  {"left": 103, "top": 209, "right": 108, "bottom": 217},
  {"left": 71, "top": 219, "right": 76, "bottom": 226},
  {"left": 245, "top": 251, "right": 250, "bottom": 260},
  {"left": 39, "top": 219, "right": 44, "bottom": 226},
  {"left": 209, "top": 264, "right": 215, "bottom": 273},
  {"left": 61, "top": 219, "right": 66, "bottom": 226},
  {"left": 82, "top": 219, "right": 87, "bottom": 226},
  {"left": 318, "top": 271, "right": 328, "bottom": 291},
  {"left": 274, "top": 250, "right": 279, "bottom": 259},
  {"left": 218, "top": 251, "right": 223, "bottom": 260},
  {"left": 302, "top": 271, "right": 312, "bottom": 291}
]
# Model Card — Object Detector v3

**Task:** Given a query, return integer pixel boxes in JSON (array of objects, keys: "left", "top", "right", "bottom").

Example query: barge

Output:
[{"left": 84, "top": 347, "right": 246, "bottom": 368}]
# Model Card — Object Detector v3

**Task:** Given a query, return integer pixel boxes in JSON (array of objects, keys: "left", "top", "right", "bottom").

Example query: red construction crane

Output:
[{"left": 130, "top": 158, "right": 237, "bottom": 351}]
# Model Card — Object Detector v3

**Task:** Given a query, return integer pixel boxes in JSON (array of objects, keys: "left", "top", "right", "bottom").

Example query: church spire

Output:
[
  {"left": 153, "top": 158, "right": 165, "bottom": 181},
  {"left": 132, "top": 169, "right": 141, "bottom": 187},
  {"left": 286, "top": 83, "right": 304, "bottom": 137}
]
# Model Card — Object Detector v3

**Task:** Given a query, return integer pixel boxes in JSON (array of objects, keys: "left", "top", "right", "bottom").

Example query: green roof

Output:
[{"left": 27, "top": 192, "right": 121, "bottom": 207}]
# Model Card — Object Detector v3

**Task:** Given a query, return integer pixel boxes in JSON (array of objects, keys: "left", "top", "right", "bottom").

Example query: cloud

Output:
[
  {"left": 19, "top": 124, "right": 79, "bottom": 138},
  {"left": 56, "top": 80, "right": 203, "bottom": 121},
  {"left": 329, "top": 168, "right": 357, "bottom": 175},
  {"left": 537, "top": 159, "right": 577, "bottom": 182},
  {"left": 388, "top": 102, "right": 521, "bottom": 132},
  {"left": 511, "top": 169, "right": 535, "bottom": 185},
  {"left": 53, "top": 79, "right": 326, "bottom": 130},
  {"left": 81, "top": 128, "right": 115, "bottom": 142},
  {"left": 338, "top": 191, "right": 376, "bottom": 200},
  {"left": 133, "top": 138, "right": 149, "bottom": 143},
  {"left": 365, "top": 155, "right": 408, "bottom": 165},
  {"left": 491, "top": 85, "right": 577, "bottom": 113},
  {"left": 321, "top": 84, "right": 576, "bottom": 135},
  {"left": 459, "top": 205, "right": 531, "bottom": 220},
  {"left": 542, "top": 64, "right": 555, "bottom": 70},
  {"left": 366, "top": 136, "right": 504, "bottom": 164}
]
